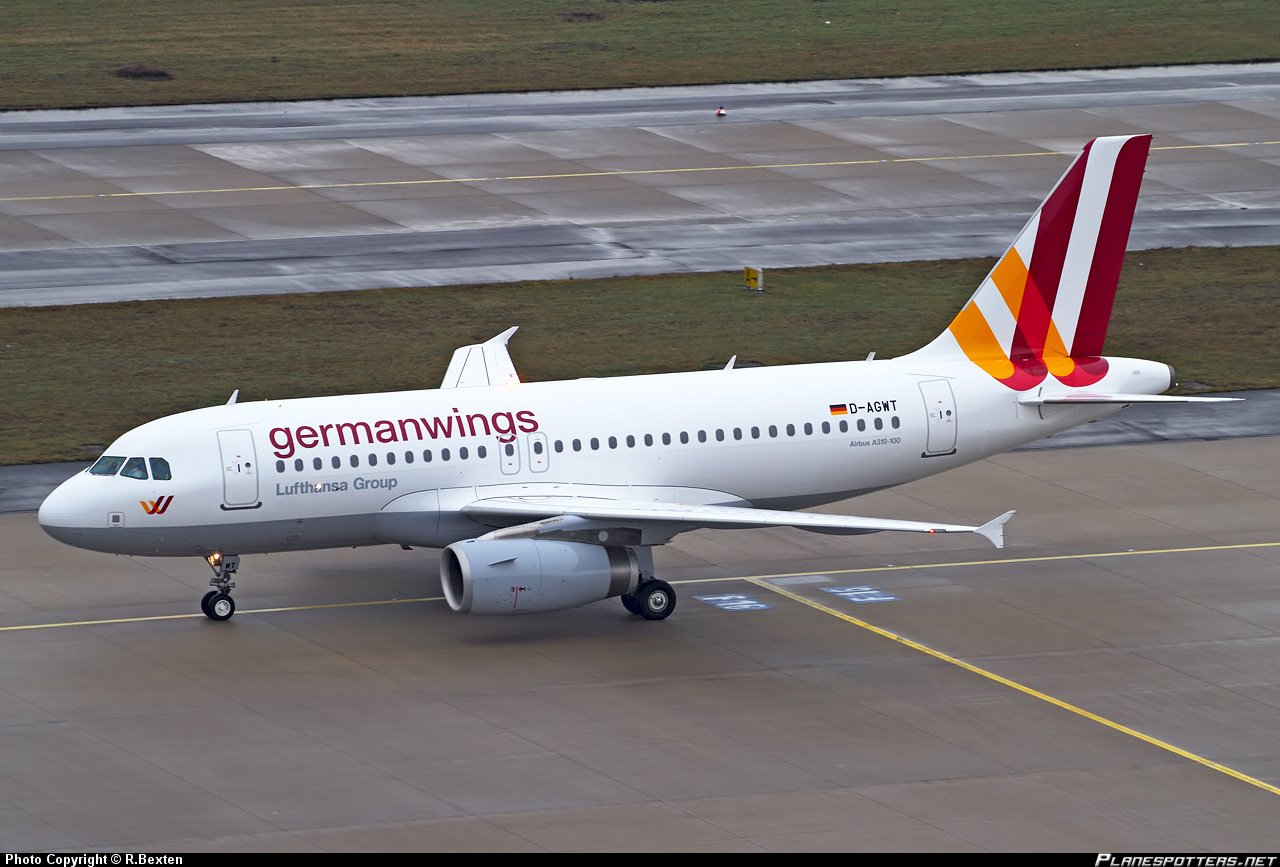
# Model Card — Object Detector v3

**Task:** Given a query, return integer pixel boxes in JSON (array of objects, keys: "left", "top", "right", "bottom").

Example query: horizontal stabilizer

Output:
[
  {"left": 1018, "top": 393, "right": 1242, "bottom": 406},
  {"left": 440, "top": 326, "right": 521, "bottom": 389},
  {"left": 462, "top": 497, "right": 1013, "bottom": 548}
]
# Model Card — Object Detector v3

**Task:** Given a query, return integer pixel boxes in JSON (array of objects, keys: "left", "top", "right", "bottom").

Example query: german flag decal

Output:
[{"left": 829, "top": 404, "right": 848, "bottom": 415}]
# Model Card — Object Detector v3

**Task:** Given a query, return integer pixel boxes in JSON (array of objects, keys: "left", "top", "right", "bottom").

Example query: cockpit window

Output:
[
  {"left": 89, "top": 456, "right": 126, "bottom": 476},
  {"left": 120, "top": 457, "right": 149, "bottom": 480},
  {"left": 149, "top": 458, "right": 172, "bottom": 481}
]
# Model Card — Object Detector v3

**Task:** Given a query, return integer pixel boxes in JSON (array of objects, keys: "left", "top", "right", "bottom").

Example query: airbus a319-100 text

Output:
[{"left": 39, "top": 134, "right": 1234, "bottom": 622}]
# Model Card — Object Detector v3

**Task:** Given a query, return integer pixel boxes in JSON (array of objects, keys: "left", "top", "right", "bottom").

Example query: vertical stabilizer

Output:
[{"left": 909, "top": 134, "right": 1151, "bottom": 390}]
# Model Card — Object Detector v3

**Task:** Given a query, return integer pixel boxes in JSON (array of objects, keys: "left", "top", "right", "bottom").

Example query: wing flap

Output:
[{"left": 462, "top": 497, "right": 1014, "bottom": 548}]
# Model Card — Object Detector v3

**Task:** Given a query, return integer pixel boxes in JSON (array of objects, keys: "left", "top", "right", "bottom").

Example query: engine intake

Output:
[{"left": 441, "top": 539, "right": 640, "bottom": 615}]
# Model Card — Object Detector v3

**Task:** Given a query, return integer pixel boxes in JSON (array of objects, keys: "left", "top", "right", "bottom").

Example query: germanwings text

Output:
[{"left": 269, "top": 408, "right": 539, "bottom": 458}]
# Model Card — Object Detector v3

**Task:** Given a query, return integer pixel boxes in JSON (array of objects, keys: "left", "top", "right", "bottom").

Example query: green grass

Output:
[
  {"left": 2, "top": 1, "right": 1277, "bottom": 110},
  {"left": 2, "top": 245, "right": 1277, "bottom": 465}
]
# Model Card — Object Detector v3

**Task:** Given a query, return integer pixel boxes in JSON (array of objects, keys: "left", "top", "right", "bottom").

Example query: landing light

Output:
[{"left": 206, "top": 552, "right": 223, "bottom": 566}]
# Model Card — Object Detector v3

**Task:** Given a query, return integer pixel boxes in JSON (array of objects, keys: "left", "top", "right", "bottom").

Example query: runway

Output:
[
  {"left": 2, "top": 434, "right": 1279, "bottom": 850},
  {"left": 2, "top": 63, "right": 1280, "bottom": 306}
]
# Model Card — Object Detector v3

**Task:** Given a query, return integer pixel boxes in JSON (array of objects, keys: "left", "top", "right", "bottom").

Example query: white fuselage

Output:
[{"left": 37, "top": 354, "right": 1173, "bottom": 557}]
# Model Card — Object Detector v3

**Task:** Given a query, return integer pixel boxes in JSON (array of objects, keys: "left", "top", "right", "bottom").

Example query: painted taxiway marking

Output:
[
  {"left": 744, "top": 574, "right": 1280, "bottom": 798},
  {"left": 0, "top": 140, "right": 1274, "bottom": 203},
  {"left": 0, "top": 596, "right": 444, "bottom": 632}
]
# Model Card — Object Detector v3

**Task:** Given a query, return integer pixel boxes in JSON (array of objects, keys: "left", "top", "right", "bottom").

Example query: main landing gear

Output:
[
  {"left": 621, "top": 579, "right": 676, "bottom": 621},
  {"left": 202, "top": 552, "right": 239, "bottom": 621}
]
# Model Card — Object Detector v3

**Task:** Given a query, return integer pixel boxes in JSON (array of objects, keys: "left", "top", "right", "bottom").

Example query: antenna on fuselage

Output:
[
  {"left": 724, "top": 355, "right": 737, "bottom": 371},
  {"left": 226, "top": 389, "right": 239, "bottom": 406}
]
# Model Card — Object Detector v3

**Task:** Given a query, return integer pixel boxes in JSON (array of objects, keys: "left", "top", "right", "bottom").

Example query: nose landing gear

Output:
[{"left": 202, "top": 552, "right": 239, "bottom": 621}]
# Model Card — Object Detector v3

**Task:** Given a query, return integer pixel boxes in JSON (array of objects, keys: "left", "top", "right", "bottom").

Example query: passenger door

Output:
[
  {"left": 918, "top": 380, "right": 958, "bottom": 456},
  {"left": 217, "top": 429, "right": 260, "bottom": 507}
]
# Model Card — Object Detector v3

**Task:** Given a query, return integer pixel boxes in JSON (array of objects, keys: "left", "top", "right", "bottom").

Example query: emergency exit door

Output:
[
  {"left": 218, "top": 429, "right": 260, "bottom": 507},
  {"left": 919, "top": 380, "right": 957, "bottom": 457}
]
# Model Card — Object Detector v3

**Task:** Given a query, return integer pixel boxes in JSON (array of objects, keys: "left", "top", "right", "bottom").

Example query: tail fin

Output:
[{"left": 912, "top": 134, "right": 1151, "bottom": 390}]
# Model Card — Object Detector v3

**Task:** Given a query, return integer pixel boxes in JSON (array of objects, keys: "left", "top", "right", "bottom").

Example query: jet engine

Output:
[{"left": 440, "top": 538, "right": 639, "bottom": 615}]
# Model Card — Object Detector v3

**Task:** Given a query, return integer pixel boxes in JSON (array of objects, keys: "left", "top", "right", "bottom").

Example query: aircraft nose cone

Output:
[{"left": 38, "top": 475, "right": 91, "bottom": 543}]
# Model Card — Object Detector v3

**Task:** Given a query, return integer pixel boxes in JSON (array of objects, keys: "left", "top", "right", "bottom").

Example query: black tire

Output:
[
  {"left": 200, "top": 590, "right": 218, "bottom": 616},
  {"left": 636, "top": 580, "right": 676, "bottom": 621},
  {"left": 621, "top": 593, "right": 640, "bottom": 615},
  {"left": 206, "top": 592, "right": 235, "bottom": 621}
]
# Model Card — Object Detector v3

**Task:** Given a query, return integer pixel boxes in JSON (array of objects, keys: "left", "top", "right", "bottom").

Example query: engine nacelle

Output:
[{"left": 440, "top": 539, "right": 640, "bottom": 615}]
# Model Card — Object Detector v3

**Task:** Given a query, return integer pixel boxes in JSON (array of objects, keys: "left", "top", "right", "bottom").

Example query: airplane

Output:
[{"left": 38, "top": 133, "right": 1236, "bottom": 623}]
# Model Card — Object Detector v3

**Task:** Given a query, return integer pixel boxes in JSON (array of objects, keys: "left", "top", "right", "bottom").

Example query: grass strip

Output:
[
  {"left": 1, "top": 244, "right": 1277, "bottom": 465},
  {"left": 2, "top": 0, "right": 1278, "bottom": 111}
]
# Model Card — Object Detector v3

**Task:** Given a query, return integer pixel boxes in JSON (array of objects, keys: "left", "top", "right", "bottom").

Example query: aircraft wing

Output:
[
  {"left": 1018, "top": 393, "right": 1241, "bottom": 405},
  {"left": 461, "top": 497, "right": 1015, "bottom": 548},
  {"left": 440, "top": 327, "right": 521, "bottom": 388}
]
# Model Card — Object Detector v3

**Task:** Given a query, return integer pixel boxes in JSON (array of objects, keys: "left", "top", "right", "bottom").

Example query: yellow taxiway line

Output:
[
  {"left": 0, "top": 140, "right": 1275, "bottom": 204},
  {"left": 744, "top": 574, "right": 1280, "bottom": 799},
  {"left": 3, "top": 538, "right": 1278, "bottom": 796}
]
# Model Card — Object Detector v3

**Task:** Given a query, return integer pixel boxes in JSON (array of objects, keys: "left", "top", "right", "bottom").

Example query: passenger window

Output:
[
  {"left": 662, "top": 433, "right": 671, "bottom": 446},
  {"left": 505, "top": 443, "right": 514, "bottom": 456},
  {"left": 351, "top": 455, "right": 360, "bottom": 467},
  {"left": 697, "top": 430, "right": 706, "bottom": 443},
  {"left": 839, "top": 420, "right": 848, "bottom": 433},
  {"left": 460, "top": 447, "right": 469, "bottom": 459},
  {"left": 733, "top": 428, "right": 742, "bottom": 440},
  {"left": 874, "top": 418, "right": 883, "bottom": 431},
  {"left": 822, "top": 421, "right": 830, "bottom": 434},
  {"left": 120, "top": 457, "right": 148, "bottom": 480},
  {"left": 644, "top": 434, "right": 653, "bottom": 446},
  {"left": 573, "top": 439, "right": 582, "bottom": 452},
  {"left": 294, "top": 459, "right": 304, "bottom": 472},
  {"left": 751, "top": 426, "right": 760, "bottom": 439},
  {"left": 313, "top": 457, "right": 322, "bottom": 470},
  {"left": 423, "top": 450, "right": 432, "bottom": 462},
  {"left": 533, "top": 441, "right": 542, "bottom": 455},
  {"left": 89, "top": 456, "right": 126, "bottom": 476},
  {"left": 368, "top": 454, "right": 378, "bottom": 466},
  {"left": 276, "top": 460, "right": 286, "bottom": 473},
  {"left": 856, "top": 419, "right": 866, "bottom": 432},
  {"left": 333, "top": 456, "right": 342, "bottom": 469},
  {"left": 680, "top": 431, "right": 689, "bottom": 444},
  {"left": 442, "top": 448, "right": 451, "bottom": 461},
  {"left": 387, "top": 452, "right": 396, "bottom": 465},
  {"left": 804, "top": 423, "right": 813, "bottom": 435},
  {"left": 405, "top": 451, "right": 414, "bottom": 463},
  {"left": 149, "top": 458, "right": 172, "bottom": 480},
  {"left": 555, "top": 440, "right": 564, "bottom": 453},
  {"left": 590, "top": 438, "right": 600, "bottom": 450},
  {"left": 891, "top": 416, "right": 900, "bottom": 429},
  {"left": 626, "top": 435, "right": 635, "bottom": 448},
  {"left": 769, "top": 425, "right": 777, "bottom": 437},
  {"left": 716, "top": 429, "right": 724, "bottom": 442},
  {"left": 478, "top": 445, "right": 488, "bottom": 458},
  {"left": 608, "top": 436, "right": 617, "bottom": 449},
  {"left": 786, "top": 424, "right": 795, "bottom": 437}
]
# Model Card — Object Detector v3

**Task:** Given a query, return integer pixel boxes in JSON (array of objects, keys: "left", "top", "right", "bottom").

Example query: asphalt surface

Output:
[
  {"left": 3, "top": 434, "right": 1279, "bottom": 850},
  {"left": 2, "top": 63, "right": 1279, "bottom": 306}
]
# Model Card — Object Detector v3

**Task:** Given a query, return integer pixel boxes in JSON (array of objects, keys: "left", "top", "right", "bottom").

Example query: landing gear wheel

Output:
[
  {"left": 621, "top": 593, "right": 641, "bottom": 615},
  {"left": 200, "top": 590, "right": 218, "bottom": 616},
  {"left": 635, "top": 580, "right": 676, "bottom": 621},
  {"left": 206, "top": 592, "right": 235, "bottom": 621}
]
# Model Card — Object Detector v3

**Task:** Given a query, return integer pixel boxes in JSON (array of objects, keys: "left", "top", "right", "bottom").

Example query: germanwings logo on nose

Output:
[{"left": 141, "top": 496, "right": 174, "bottom": 515}]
